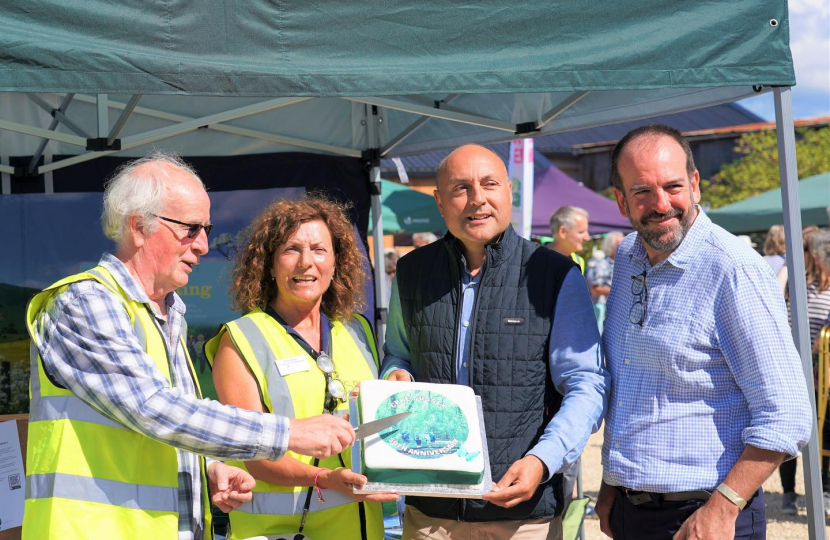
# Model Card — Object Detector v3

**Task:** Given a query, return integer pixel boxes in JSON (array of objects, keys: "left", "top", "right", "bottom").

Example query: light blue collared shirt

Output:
[
  {"left": 382, "top": 264, "right": 608, "bottom": 481},
  {"left": 602, "top": 210, "right": 812, "bottom": 492}
]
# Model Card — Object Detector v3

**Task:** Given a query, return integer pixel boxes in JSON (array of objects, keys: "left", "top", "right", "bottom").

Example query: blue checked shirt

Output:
[
  {"left": 31, "top": 254, "right": 289, "bottom": 540},
  {"left": 602, "top": 210, "right": 812, "bottom": 492}
]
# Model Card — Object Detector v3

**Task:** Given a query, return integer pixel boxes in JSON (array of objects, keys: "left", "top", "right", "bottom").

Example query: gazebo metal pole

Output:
[
  {"left": 366, "top": 104, "right": 386, "bottom": 354},
  {"left": 774, "top": 86, "right": 825, "bottom": 540}
]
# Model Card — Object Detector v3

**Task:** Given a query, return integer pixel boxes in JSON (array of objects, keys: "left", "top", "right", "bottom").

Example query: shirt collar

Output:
[
  {"left": 627, "top": 205, "right": 709, "bottom": 271},
  {"left": 265, "top": 305, "right": 333, "bottom": 356},
  {"left": 99, "top": 253, "right": 186, "bottom": 315}
]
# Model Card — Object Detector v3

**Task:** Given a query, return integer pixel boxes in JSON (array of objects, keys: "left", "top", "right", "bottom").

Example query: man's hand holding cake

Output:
[{"left": 482, "top": 455, "right": 548, "bottom": 508}]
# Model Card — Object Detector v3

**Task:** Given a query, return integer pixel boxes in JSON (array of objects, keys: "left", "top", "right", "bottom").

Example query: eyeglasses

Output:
[
  {"left": 315, "top": 352, "right": 347, "bottom": 413},
  {"left": 153, "top": 214, "right": 213, "bottom": 239},
  {"left": 629, "top": 270, "right": 648, "bottom": 326}
]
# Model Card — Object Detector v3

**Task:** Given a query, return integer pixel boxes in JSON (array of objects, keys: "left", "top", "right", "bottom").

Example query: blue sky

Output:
[{"left": 739, "top": 0, "right": 830, "bottom": 121}]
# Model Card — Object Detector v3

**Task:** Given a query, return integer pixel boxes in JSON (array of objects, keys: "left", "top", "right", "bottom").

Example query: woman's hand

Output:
[{"left": 318, "top": 467, "right": 399, "bottom": 503}]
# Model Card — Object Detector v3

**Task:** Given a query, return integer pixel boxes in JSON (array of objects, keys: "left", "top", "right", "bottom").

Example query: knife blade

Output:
[{"left": 354, "top": 412, "right": 411, "bottom": 440}]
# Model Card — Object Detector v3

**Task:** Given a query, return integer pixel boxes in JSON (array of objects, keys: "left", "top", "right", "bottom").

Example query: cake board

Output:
[{"left": 350, "top": 394, "right": 492, "bottom": 498}]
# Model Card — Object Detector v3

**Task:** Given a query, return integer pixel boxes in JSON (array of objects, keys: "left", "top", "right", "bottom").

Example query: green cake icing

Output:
[{"left": 359, "top": 389, "right": 484, "bottom": 485}]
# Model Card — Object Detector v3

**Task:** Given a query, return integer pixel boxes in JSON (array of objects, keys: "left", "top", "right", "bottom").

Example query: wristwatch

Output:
[{"left": 716, "top": 482, "right": 747, "bottom": 510}]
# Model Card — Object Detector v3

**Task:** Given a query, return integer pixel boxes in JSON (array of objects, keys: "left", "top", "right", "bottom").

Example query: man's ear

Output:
[
  {"left": 613, "top": 188, "right": 628, "bottom": 218},
  {"left": 690, "top": 170, "right": 701, "bottom": 204},
  {"left": 128, "top": 214, "right": 146, "bottom": 248},
  {"left": 433, "top": 189, "right": 444, "bottom": 217}
]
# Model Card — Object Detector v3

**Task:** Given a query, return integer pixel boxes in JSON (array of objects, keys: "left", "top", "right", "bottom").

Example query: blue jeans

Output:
[{"left": 609, "top": 487, "right": 766, "bottom": 540}]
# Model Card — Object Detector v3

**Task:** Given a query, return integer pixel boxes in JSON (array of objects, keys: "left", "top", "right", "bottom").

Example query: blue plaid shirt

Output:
[
  {"left": 602, "top": 210, "right": 812, "bottom": 492},
  {"left": 32, "top": 254, "right": 289, "bottom": 540}
]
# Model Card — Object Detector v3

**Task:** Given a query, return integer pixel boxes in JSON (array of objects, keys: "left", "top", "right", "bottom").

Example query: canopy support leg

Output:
[
  {"left": 775, "top": 85, "right": 825, "bottom": 540},
  {"left": 1, "top": 156, "right": 10, "bottom": 193},
  {"left": 366, "top": 105, "right": 386, "bottom": 354}
]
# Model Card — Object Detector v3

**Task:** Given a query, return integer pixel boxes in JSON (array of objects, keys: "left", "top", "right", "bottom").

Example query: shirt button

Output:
[
  {"left": 624, "top": 359, "right": 631, "bottom": 365},
  {"left": 615, "top": 443, "right": 620, "bottom": 449},
  {"left": 463, "top": 362, "right": 468, "bottom": 368},
  {"left": 462, "top": 321, "right": 470, "bottom": 327},
  {"left": 618, "top": 401, "right": 623, "bottom": 407}
]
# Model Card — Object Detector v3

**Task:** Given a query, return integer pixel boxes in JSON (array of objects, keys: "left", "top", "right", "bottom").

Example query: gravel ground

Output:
[{"left": 577, "top": 430, "right": 829, "bottom": 539}]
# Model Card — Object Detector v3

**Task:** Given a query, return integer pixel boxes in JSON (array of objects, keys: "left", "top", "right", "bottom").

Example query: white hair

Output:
[
  {"left": 601, "top": 231, "right": 625, "bottom": 255},
  {"left": 549, "top": 206, "right": 589, "bottom": 235},
  {"left": 101, "top": 151, "right": 202, "bottom": 245},
  {"left": 412, "top": 232, "right": 438, "bottom": 246}
]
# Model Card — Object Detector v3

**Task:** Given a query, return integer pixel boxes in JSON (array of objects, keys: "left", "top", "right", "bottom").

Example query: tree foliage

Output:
[{"left": 701, "top": 127, "right": 830, "bottom": 209}]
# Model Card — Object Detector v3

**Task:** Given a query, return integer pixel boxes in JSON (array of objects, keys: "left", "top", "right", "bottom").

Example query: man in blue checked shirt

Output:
[
  {"left": 24, "top": 152, "right": 355, "bottom": 540},
  {"left": 595, "top": 125, "right": 812, "bottom": 540}
]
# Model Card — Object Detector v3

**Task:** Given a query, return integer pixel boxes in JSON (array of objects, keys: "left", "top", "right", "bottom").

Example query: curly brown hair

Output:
[{"left": 229, "top": 194, "right": 367, "bottom": 320}]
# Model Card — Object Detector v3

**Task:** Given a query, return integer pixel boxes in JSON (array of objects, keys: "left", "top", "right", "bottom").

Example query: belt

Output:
[{"left": 615, "top": 485, "right": 712, "bottom": 506}]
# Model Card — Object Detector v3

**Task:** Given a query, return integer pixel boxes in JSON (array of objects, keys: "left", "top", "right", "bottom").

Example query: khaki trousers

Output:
[{"left": 402, "top": 505, "right": 563, "bottom": 540}]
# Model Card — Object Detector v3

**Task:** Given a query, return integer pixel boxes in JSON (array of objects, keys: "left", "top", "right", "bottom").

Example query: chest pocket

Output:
[{"left": 643, "top": 311, "right": 726, "bottom": 386}]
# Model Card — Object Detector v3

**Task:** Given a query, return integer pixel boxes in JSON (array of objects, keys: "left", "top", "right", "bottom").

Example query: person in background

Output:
[
  {"left": 596, "top": 124, "right": 811, "bottom": 540},
  {"left": 777, "top": 226, "right": 819, "bottom": 294},
  {"left": 384, "top": 248, "right": 400, "bottom": 305},
  {"left": 548, "top": 206, "right": 590, "bottom": 274},
  {"left": 779, "top": 228, "right": 830, "bottom": 515},
  {"left": 412, "top": 232, "right": 438, "bottom": 248},
  {"left": 23, "top": 154, "right": 355, "bottom": 540},
  {"left": 194, "top": 333, "right": 206, "bottom": 373},
  {"left": 384, "top": 144, "right": 608, "bottom": 540},
  {"left": 763, "top": 225, "right": 787, "bottom": 276},
  {"left": 586, "top": 231, "right": 625, "bottom": 333},
  {"left": 208, "top": 195, "right": 397, "bottom": 540}
]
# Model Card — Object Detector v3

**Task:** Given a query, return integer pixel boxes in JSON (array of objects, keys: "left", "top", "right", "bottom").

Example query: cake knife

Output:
[{"left": 354, "top": 412, "right": 411, "bottom": 440}]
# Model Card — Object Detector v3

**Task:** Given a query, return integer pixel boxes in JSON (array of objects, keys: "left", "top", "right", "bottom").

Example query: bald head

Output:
[
  {"left": 436, "top": 145, "right": 509, "bottom": 190},
  {"left": 433, "top": 144, "right": 513, "bottom": 256}
]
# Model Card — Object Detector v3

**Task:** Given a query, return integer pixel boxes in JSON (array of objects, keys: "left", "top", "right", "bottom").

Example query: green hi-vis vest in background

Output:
[
  {"left": 571, "top": 252, "right": 586, "bottom": 274},
  {"left": 205, "top": 309, "right": 382, "bottom": 540},
  {"left": 24, "top": 266, "right": 212, "bottom": 540}
]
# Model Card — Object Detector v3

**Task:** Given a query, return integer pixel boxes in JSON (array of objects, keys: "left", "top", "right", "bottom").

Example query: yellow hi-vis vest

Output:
[
  {"left": 23, "top": 265, "right": 212, "bottom": 540},
  {"left": 571, "top": 252, "right": 586, "bottom": 274},
  {"left": 205, "top": 309, "right": 383, "bottom": 540}
]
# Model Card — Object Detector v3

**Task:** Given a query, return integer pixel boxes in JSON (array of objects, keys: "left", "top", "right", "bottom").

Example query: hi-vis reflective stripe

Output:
[
  {"left": 29, "top": 395, "right": 127, "bottom": 431},
  {"left": 27, "top": 472, "right": 178, "bottom": 512},
  {"left": 233, "top": 317, "right": 295, "bottom": 419},
  {"left": 237, "top": 488, "right": 354, "bottom": 515}
]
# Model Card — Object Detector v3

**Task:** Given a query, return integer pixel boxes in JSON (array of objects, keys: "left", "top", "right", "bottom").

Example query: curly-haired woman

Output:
[{"left": 206, "top": 195, "right": 397, "bottom": 540}]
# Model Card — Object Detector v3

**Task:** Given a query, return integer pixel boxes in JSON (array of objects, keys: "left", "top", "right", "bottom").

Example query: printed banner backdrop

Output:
[{"left": 0, "top": 152, "right": 373, "bottom": 412}]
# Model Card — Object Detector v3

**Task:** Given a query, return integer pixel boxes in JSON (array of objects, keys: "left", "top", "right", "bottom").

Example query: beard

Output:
[{"left": 625, "top": 199, "right": 696, "bottom": 253}]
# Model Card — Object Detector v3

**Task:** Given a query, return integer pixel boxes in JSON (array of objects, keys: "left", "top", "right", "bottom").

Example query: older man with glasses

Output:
[
  {"left": 595, "top": 125, "right": 812, "bottom": 540},
  {"left": 23, "top": 152, "right": 355, "bottom": 540}
]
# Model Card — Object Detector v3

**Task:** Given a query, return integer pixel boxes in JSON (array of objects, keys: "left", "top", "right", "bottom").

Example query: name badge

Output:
[{"left": 275, "top": 355, "right": 310, "bottom": 376}]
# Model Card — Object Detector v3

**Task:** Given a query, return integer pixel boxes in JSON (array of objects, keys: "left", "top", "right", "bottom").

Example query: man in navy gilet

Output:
[{"left": 382, "top": 144, "right": 609, "bottom": 539}]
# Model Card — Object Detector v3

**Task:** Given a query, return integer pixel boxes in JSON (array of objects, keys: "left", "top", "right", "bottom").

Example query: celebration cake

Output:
[{"left": 357, "top": 380, "right": 485, "bottom": 485}]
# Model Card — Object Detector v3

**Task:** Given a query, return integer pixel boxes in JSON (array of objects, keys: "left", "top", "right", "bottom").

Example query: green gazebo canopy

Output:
[
  {"left": 709, "top": 173, "right": 830, "bottom": 234},
  {"left": 368, "top": 180, "right": 444, "bottom": 235}
]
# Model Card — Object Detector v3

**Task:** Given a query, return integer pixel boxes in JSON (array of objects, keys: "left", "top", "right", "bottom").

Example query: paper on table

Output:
[{"left": 0, "top": 420, "right": 25, "bottom": 531}]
